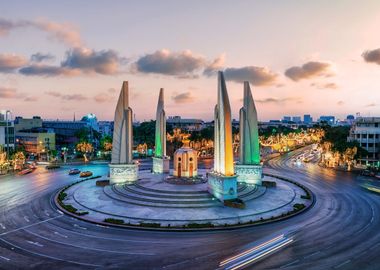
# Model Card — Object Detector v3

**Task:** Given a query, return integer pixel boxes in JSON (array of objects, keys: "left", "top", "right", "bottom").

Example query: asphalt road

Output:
[{"left": 0, "top": 148, "right": 379, "bottom": 270}]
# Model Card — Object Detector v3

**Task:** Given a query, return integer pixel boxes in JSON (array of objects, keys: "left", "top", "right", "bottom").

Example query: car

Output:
[
  {"left": 80, "top": 171, "right": 93, "bottom": 178},
  {"left": 18, "top": 168, "right": 33, "bottom": 175},
  {"left": 69, "top": 168, "right": 81, "bottom": 175},
  {"left": 375, "top": 173, "right": 380, "bottom": 180}
]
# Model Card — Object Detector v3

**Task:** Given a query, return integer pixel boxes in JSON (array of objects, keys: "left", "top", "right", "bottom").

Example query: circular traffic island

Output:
[{"left": 55, "top": 170, "right": 313, "bottom": 230}]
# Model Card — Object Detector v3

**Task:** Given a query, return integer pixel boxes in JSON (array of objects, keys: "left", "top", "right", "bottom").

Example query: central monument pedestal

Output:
[
  {"left": 152, "top": 157, "right": 170, "bottom": 174},
  {"left": 109, "top": 163, "right": 139, "bottom": 185},
  {"left": 235, "top": 164, "right": 263, "bottom": 185},
  {"left": 207, "top": 172, "right": 238, "bottom": 202}
]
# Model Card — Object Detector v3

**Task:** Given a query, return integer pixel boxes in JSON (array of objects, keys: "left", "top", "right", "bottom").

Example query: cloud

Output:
[
  {"left": 337, "top": 101, "right": 344, "bottom": 106},
  {"left": 224, "top": 66, "right": 278, "bottom": 86},
  {"left": 0, "top": 54, "right": 28, "bottom": 72},
  {"left": 362, "top": 48, "right": 380, "bottom": 65},
  {"left": 24, "top": 96, "right": 38, "bottom": 102},
  {"left": 32, "top": 18, "right": 82, "bottom": 47},
  {"left": 285, "top": 61, "right": 333, "bottom": 81},
  {"left": 45, "top": 91, "right": 62, "bottom": 97},
  {"left": 20, "top": 48, "right": 124, "bottom": 76},
  {"left": 366, "top": 103, "right": 376, "bottom": 107},
  {"left": 0, "top": 18, "right": 82, "bottom": 47},
  {"left": 61, "top": 94, "right": 87, "bottom": 101},
  {"left": 45, "top": 91, "right": 87, "bottom": 101},
  {"left": 0, "top": 87, "right": 18, "bottom": 98},
  {"left": 171, "top": 92, "right": 196, "bottom": 104},
  {"left": 134, "top": 49, "right": 209, "bottom": 77},
  {"left": 94, "top": 92, "right": 115, "bottom": 103},
  {"left": 310, "top": 82, "right": 338, "bottom": 89},
  {"left": 61, "top": 48, "right": 121, "bottom": 75},
  {"left": 30, "top": 52, "right": 55, "bottom": 62},
  {"left": 203, "top": 53, "right": 225, "bottom": 76},
  {"left": 256, "top": 97, "right": 301, "bottom": 104},
  {"left": 19, "top": 64, "right": 78, "bottom": 76}
]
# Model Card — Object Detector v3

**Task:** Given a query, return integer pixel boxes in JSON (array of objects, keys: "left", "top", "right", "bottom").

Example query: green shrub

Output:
[
  {"left": 262, "top": 181, "right": 277, "bottom": 188},
  {"left": 301, "top": 194, "right": 311, "bottom": 200},
  {"left": 58, "top": 192, "right": 67, "bottom": 202},
  {"left": 293, "top": 203, "right": 305, "bottom": 211},
  {"left": 139, "top": 222, "right": 161, "bottom": 228},
  {"left": 186, "top": 222, "right": 214, "bottom": 228},
  {"left": 104, "top": 218, "right": 125, "bottom": 225}
]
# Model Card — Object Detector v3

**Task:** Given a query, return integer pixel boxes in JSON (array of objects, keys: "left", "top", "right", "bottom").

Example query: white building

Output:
[{"left": 348, "top": 117, "right": 380, "bottom": 167}]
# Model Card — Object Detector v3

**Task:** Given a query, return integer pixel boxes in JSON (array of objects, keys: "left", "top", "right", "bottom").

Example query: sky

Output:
[{"left": 1, "top": 0, "right": 380, "bottom": 122}]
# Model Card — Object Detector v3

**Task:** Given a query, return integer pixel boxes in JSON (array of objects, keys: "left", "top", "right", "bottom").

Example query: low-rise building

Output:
[
  {"left": 167, "top": 116, "right": 204, "bottom": 131},
  {"left": 348, "top": 117, "right": 380, "bottom": 167}
]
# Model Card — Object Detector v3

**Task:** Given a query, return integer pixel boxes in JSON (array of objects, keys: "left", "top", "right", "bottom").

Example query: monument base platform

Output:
[
  {"left": 152, "top": 157, "right": 170, "bottom": 174},
  {"left": 109, "top": 163, "right": 139, "bottom": 185},
  {"left": 235, "top": 164, "right": 263, "bottom": 185},
  {"left": 207, "top": 172, "right": 238, "bottom": 202}
]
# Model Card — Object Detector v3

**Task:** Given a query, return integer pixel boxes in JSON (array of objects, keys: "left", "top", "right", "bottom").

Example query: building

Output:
[
  {"left": 0, "top": 110, "right": 15, "bottom": 154},
  {"left": 292, "top": 116, "right": 302, "bottom": 123},
  {"left": 282, "top": 116, "right": 291, "bottom": 122},
  {"left": 14, "top": 117, "right": 56, "bottom": 160},
  {"left": 43, "top": 120, "right": 87, "bottom": 149},
  {"left": 303, "top": 114, "right": 313, "bottom": 124},
  {"left": 16, "top": 130, "right": 56, "bottom": 160},
  {"left": 319, "top": 115, "right": 335, "bottom": 125},
  {"left": 14, "top": 116, "right": 43, "bottom": 132},
  {"left": 167, "top": 116, "right": 204, "bottom": 131},
  {"left": 348, "top": 117, "right": 380, "bottom": 167}
]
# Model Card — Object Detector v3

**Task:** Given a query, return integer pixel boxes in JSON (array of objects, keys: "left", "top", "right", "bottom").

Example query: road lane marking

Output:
[
  {"left": 0, "top": 223, "right": 5, "bottom": 229},
  {"left": 26, "top": 240, "right": 44, "bottom": 247},
  {"left": 24, "top": 229, "right": 156, "bottom": 255},
  {"left": 24, "top": 216, "right": 30, "bottom": 222},
  {"left": 334, "top": 260, "right": 351, "bottom": 269},
  {"left": 54, "top": 231, "right": 68, "bottom": 238},
  {"left": 0, "top": 255, "right": 10, "bottom": 261},
  {"left": 0, "top": 237, "right": 102, "bottom": 267},
  {"left": 280, "top": 259, "right": 299, "bottom": 268},
  {"left": 304, "top": 251, "right": 321, "bottom": 259},
  {"left": 0, "top": 215, "right": 63, "bottom": 236},
  {"left": 44, "top": 211, "right": 50, "bottom": 217},
  {"left": 73, "top": 224, "right": 87, "bottom": 230}
]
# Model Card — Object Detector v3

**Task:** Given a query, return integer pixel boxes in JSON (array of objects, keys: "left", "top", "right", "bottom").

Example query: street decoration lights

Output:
[{"left": 76, "top": 142, "right": 94, "bottom": 162}]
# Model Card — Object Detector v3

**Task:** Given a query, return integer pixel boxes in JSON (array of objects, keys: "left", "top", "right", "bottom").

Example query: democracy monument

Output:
[{"left": 57, "top": 71, "right": 312, "bottom": 229}]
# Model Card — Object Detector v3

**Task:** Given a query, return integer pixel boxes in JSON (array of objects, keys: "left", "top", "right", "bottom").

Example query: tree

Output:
[{"left": 76, "top": 142, "right": 94, "bottom": 162}]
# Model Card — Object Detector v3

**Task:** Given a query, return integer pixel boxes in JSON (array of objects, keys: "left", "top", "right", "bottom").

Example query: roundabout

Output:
[{"left": 55, "top": 170, "right": 313, "bottom": 229}]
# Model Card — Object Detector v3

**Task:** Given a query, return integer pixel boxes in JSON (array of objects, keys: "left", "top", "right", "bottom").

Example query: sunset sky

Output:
[{"left": 1, "top": 0, "right": 380, "bottom": 122}]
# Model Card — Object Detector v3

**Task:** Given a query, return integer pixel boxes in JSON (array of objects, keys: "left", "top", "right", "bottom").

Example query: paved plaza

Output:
[{"left": 61, "top": 169, "right": 311, "bottom": 227}]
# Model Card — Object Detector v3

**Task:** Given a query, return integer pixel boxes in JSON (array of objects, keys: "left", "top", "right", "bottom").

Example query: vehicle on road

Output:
[
  {"left": 18, "top": 168, "right": 33, "bottom": 175},
  {"left": 80, "top": 171, "right": 93, "bottom": 178},
  {"left": 69, "top": 168, "right": 81, "bottom": 175}
]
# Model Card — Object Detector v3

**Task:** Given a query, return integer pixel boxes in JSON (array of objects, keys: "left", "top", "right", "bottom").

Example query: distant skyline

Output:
[{"left": 1, "top": 0, "right": 380, "bottom": 121}]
